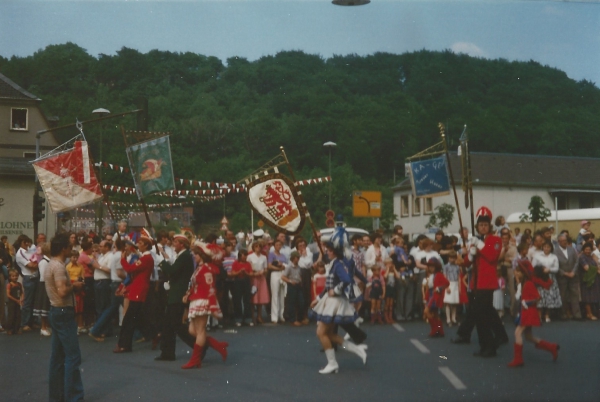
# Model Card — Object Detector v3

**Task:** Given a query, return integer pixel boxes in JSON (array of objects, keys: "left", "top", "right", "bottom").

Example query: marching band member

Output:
[
  {"left": 180, "top": 243, "right": 228, "bottom": 369},
  {"left": 464, "top": 207, "right": 509, "bottom": 358},
  {"left": 309, "top": 227, "right": 367, "bottom": 374}
]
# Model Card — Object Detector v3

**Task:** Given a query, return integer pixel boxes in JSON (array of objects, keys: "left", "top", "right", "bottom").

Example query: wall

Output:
[
  {"left": 0, "top": 177, "right": 56, "bottom": 242},
  {"left": 393, "top": 185, "right": 554, "bottom": 239}
]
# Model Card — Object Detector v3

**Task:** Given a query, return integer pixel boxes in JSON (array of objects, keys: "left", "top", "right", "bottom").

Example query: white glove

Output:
[
  {"left": 521, "top": 300, "right": 528, "bottom": 309},
  {"left": 475, "top": 239, "right": 485, "bottom": 250},
  {"left": 469, "top": 246, "right": 478, "bottom": 256}
]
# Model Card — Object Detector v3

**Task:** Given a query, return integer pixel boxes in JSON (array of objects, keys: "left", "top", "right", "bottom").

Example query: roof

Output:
[
  {"left": 506, "top": 208, "right": 600, "bottom": 223},
  {"left": 0, "top": 157, "right": 36, "bottom": 177},
  {"left": 0, "top": 72, "right": 41, "bottom": 101},
  {"left": 393, "top": 152, "right": 600, "bottom": 191}
]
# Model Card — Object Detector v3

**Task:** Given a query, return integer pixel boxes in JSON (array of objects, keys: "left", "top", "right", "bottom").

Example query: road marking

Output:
[
  {"left": 392, "top": 323, "right": 405, "bottom": 332},
  {"left": 438, "top": 366, "right": 467, "bottom": 390},
  {"left": 410, "top": 338, "right": 430, "bottom": 354}
]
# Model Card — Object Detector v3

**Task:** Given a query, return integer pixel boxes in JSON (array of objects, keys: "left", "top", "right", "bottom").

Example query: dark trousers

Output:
[
  {"left": 284, "top": 284, "right": 305, "bottom": 323},
  {"left": 221, "top": 280, "right": 234, "bottom": 321},
  {"left": 456, "top": 292, "right": 476, "bottom": 340},
  {"left": 49, "top": 306, "right": 84, "bottom": 402},
  {"left": 7, "top": 300, "right": 21, "bottom": 333},
  {"left": 160, "top": 302, "right": 195, "bottom": 358},
  {"left": 142, "top": 283, "right": 160, "bottom": 340},
  {"left": 396, "top": 277, "right": 414, "bottom": 319},
  {"left": 557, "top": 275, "right": 582, "bottom": 319},
  {"left": 90, "top": 282, "right": 122, "bottom": 337},
  {"left": 473, "top": 289, "right": 507, "bottom": 352},
  {"left": 21, "top": 275, "right": 38, "bottom": 327},
  {"left": 300, "top": 269, "right": 312, "bottom": 319},
  {"left": 118, "top": 301, "right": 148, "bottom": 350},
  {"left": 232, "top": 278, "right": 252, "bottom": 322},
  {"left": 94, "top": 279, "right": 111, "bottom": 316},
  {"left": 83, "top": 277, "right": 96, "bottom": 326}
]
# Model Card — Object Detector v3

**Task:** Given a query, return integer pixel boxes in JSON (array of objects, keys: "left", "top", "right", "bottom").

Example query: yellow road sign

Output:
[{"left": 353, "top": 191, "right": 381, "bottom": 217}]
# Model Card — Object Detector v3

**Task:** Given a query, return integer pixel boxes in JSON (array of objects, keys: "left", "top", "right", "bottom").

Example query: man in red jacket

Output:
[{"left": 466, "top": 206, "right": 509, "bottom": 357}]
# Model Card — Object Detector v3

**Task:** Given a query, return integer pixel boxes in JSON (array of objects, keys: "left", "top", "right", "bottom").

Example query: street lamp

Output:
[
  {"left": 91, "top": 108, "right": 110, "bottom": 234},
  {"left": 323, "top": 141, "right": 337, "bottom": 210},
  {"left": 332, "top": 0, "right": 370, "bottom": 5}
]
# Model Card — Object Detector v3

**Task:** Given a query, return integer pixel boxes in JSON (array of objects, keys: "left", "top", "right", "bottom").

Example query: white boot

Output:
[
  {"left": 319, "top": 349, "right": 339, "bottom": 374},
  {"left": 342, "top": 340, "right": 367, "bottom": 364}
]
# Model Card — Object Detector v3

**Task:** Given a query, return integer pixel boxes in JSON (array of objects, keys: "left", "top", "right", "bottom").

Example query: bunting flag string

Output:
[{"left": 94, "top": 161, "right": 331, "bottom": 189}]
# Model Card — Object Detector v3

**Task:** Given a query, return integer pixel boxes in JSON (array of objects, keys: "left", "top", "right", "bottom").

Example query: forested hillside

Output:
[{"left": 1, "top": 43, "right": 598, "bottom": 233}]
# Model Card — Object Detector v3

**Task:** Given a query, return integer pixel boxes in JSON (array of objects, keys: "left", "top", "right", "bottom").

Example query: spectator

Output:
[
  {"left": 295, "top": 238, "right": 313, "bottom": 324},
  {"left": 230, "top": 249, "right": 253, "bottom": 327},
  {"left": 555, "top": 234, "right": 581, "bottom": 320},
  {"left": 282, "top": 251, "right": 304, "bottom": 326},
  {"left": 578, "top": 242, "right": 600, "bottom": 321},
  {"left": 498, "top": 231, "right": 518, "bottom": 317},
  {"left": 5, "top": 269, "right": 23, "bottom": 335},
  {"left": 45, "top": 233, "right": 84, "bottom": 401},
  {"left": 248, "top": 241, "right": 269, "bottom": 324},
  {"left": 532, "top": 241, "right": 562, "bottom": 322},
  {"left": 33, "top": 242, "right": 52, "bottom": 336},
  {"left": 15, "top": 234, "right": 38, "bottom": 332},
  {"left": 268, "top": 239, "right": 288, "bottom": 324}
]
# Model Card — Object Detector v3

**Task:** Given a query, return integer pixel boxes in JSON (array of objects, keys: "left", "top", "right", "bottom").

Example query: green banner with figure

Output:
[{"left": 126, "top": 135, "right": 175, "bottom": 199}]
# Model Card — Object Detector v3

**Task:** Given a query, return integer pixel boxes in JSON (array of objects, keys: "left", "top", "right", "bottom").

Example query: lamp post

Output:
[
  {"left": 92, "top": 108, "right": 110, "bottom": 235},
  {"left": 323, "top": 141, "right": 337, "bottom": 211}
]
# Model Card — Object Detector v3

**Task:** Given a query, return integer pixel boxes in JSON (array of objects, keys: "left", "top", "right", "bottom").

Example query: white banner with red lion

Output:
[{"left": 247, "top": 173, "right": 306, "bottom": 235}]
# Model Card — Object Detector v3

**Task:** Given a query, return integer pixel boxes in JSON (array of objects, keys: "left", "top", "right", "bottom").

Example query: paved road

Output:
[{"left": 1, "top": 318, "right": 599, "bottom": 401}]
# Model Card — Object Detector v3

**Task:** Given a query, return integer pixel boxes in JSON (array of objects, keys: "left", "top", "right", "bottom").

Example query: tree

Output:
[
  {"left": 426, "top": 203, "right": 455, "bottom": 230},
  {"left": 519, "top": 196, "right": 551, "bottom": 231}
]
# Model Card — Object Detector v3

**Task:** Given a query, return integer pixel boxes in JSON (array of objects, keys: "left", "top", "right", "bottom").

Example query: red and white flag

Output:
[{"left": 33, "top": 141, "right": 103, "bottom": 213}]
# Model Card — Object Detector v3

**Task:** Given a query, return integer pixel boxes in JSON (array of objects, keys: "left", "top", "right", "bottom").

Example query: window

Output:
[
  {"left": 11, "top": 108, "right": 28, "bottom": 131},
  {"left": 556, "top": 196, "right": 568, "bottom": 210},
  {"left": 424, "top": 197, "right": 433, "bottom": 214},
  {"left": 579, "top": 195, "right": 594, "bottom": 209},
  {"left": 400, "top": 195, "right": 409, "bottom": 217},
  {"left": 412, "top": 195, "right": 421, "bottom": 216},
  {"left": 23, "top": 152, "right": 37, "bottom": 159}
]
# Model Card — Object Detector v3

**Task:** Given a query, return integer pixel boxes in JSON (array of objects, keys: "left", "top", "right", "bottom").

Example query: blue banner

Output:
[{"left": 409, "top": 156, "right": 451, "bottom": 197}]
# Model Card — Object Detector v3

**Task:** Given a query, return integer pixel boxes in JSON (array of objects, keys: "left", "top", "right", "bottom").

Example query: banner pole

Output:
[
  {"left": 279, "top": 146, "right": 324, "bottom": 256},
  {"left": 440, "top": 125, "right": 467, "bottom": 246}
]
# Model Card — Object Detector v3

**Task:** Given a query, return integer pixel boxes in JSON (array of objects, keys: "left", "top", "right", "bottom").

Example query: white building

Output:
[{"left": 392, "top": 152, "right": 600, "bottom": 239}]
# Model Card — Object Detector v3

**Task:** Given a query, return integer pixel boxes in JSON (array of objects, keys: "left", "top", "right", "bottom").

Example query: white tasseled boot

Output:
[
  {"left": 319, "top": 349, "right": 339, "bottom": 374},
  {"left": 342, "top": 340, "right": 367, "bottom": 364}
]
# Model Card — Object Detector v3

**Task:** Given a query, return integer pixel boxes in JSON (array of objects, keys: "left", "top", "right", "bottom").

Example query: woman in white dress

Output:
[{"left": 532, "top": 241, "right": 562, "bottom": 322}]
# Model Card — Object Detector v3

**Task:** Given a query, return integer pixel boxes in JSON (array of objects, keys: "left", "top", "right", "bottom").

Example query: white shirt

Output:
[
  {"left": 413, "top": 250, "right": 443, "bottom": 274},
  {"left": 150, "top": 248, "right": 163, "bottom": 281},
  {"left": 532, "top": 252, "right": 559, "bottom": 274},
  {"left": 364, "top": 244, "right": 389, "bottom": 269},
  {"left": 558, "top": 245, "right": 569, "bottom": 260},
  {"left": 162, "top": 244, "right": 176, "bottom": 264},
  {"left": 527, "top": 246, "right": 543, "bottom": 262},
  {"left": 16, "top": 247, "right": 36, "bottom": 276},
  {"left": 269, "top": 245, "right": 292, "bottom": 260},
  {"left": 111, "top": 251, "right": 123, "bottom": 282},
  {"left": 38, "top": 256, "right": 50, "bottom": 282},
  {"left": 95, "top": 252, "right": 112, "bottom": 280},
  {"left": 247, "top": 253, "right": 267, "bottom": 273},
  {"left": 293, "top": 248, "right": 314, "bottom": 270}
]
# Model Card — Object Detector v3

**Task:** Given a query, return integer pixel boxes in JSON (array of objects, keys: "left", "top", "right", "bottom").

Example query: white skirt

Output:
[
  {"left": 188, "top": 298, "right": 223, "bottom": 319},
  {"left": 443, "top": 281, "right": 460, "bottom": 304},
  {"left": 309, "top": 293, "right": 358, "bottom": 325}
]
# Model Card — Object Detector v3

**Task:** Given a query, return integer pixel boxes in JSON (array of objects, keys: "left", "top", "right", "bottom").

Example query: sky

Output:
[{"left": 1, "top": 0, "right": 599, "bottom": 84}]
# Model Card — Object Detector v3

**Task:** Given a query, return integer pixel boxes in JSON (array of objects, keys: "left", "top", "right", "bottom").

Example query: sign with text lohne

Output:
[{"left": 408, "top": 156, "right": 451, "bottom": 198}]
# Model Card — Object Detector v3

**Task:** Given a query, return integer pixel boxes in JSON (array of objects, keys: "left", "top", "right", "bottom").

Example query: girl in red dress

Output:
[
  {"left": 181, "top": 243, "right": 229, "bottom": 369},
  {"left": 425, "top": 258, "right": 449, "bottom": 338},
  {"left": 508, "top": 260, "right": 560, "bottom": 367}
]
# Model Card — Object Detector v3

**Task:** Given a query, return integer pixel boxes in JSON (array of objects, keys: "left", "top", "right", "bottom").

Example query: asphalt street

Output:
[{"left": 1, "top": 317, "right": 599, "bottom": 402}]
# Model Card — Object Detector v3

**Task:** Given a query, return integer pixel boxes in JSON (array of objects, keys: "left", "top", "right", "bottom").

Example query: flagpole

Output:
[
  {"left": 279, "top": 146, "right": 324, "bottom": 256},
  {"left": 121, "top": 125, "right": 154, "bottom": 236},
  {"left": 439, "top": 124, "right": 467, "bottom": 246}
]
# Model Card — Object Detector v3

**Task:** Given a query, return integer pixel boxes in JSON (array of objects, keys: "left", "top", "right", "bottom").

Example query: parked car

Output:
[{"left": 318, "top": 226, "right": 370, "bottom": 243}]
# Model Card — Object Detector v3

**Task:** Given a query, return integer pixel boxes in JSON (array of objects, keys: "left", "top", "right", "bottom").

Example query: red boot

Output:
[
  {"left": 207, "top": 336, "right": 229, "bottom": 362},
  {"left": 535, "top": 340, "right": 560, "bottom": 361},
  {"left": 507, "top": 343, "right": 524, "bottom": 368},
  {"left": 181, "top": 344, "right": 203, "bottom": 369},
  {"left": 428, "top": 317, "right": 438, "bottom": 337}
]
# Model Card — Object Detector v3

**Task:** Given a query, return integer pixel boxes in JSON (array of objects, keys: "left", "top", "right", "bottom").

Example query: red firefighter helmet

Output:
[{"left": 476, "top": 206, "right": 493, "bottom": 223}]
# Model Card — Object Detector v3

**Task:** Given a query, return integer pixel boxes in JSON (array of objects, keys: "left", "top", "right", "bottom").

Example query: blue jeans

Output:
[
  {"left": 21, "top": 275, "right": 38, "bottom": 327},
  {"left": 94, "top": 279, "right": 111, "bottom": 316},
  {"left": 91, "top": 282, "right": 122, "bottom": 337},
  {"left": 49, "top": 306, "right": 84, "bottom": 402}
]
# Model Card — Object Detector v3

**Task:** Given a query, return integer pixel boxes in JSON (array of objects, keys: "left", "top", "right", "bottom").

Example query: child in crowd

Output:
[
  {"left": 66, "top": 250, "right": 85, "bottom": 332},
  {"left": 33, "top": 243, "right": 51, "bottom": 336},
  {"left": 508, "top": 260, "right": 560, "bottom": 367},
  {"left": 383, "top": 258, "right": 399, "bottom": 324},
  {"left": 282, "top": 251, "right": 304, "bottom": 326},
  {"left": 368, "top": 265, "right": 385, "bottom": 324},
  {"left": 493, "top": 269, "right": 506, "bottom": 318},
  {"left": 230, "top": 249, "right": 253, "bottom": 327},
  {"left": 443, "top": 251, "right": 460, "bottom": 326},
  {"left": 426, "top": 258, "right": 449, "bottom": 337},
  {"left": 6, "top": 269, "right": 23, "bottom": 335},
  {"left": 312, "top": 261, "right": 327, "bottom": 302}
]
